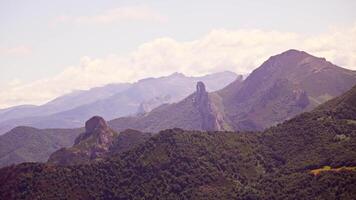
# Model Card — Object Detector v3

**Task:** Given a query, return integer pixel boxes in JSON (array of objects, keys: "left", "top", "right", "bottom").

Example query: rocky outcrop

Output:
[
  {"left": 74, "top": 116, "right": 114, "bottom": 148},
  {"left": 48, "top": 116, "right": 117, "bottom": 165},
  {"left": 193, "top": 82, "right": 220, "bottom": 131},
  {"left": 48, "top": 116, "right": 152, "bottom": 165}
]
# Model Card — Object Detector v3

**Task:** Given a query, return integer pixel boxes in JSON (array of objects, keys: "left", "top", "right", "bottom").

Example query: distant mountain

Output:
[
  {"left": 0, "top": 84, "right": 131, "bottom": 123},
  {"left": 0, "top": 83, "right": 131, "bottom": 134},
  {"left": 109, "top": 50, "right": 356, "bottom": 132},
  {"left": 108, "top": 80, "right": 237, "bottom": 132},
  {"left": 48, "top": 116, "right": 151, "bottom": 166},
  {"left": 0, "top": 71, "right": 238, "bottom": 134},
  {"left": 42, "top": 71, "right": 238, "bottom": 125},
  {"left": 0, "top": 72, "right": 238, "bottom": 167},
  {"left": 1, "top": 84, "right": 355, "bottom": 199},
  {"left": 136, "top": 95, "right": 172, "bottom": 114},
  {"left": 1, "top": 50, "right": 354, "bottom": 169},
  {"left": 0, "top": 127, "right": 82, "bottom": 168}
]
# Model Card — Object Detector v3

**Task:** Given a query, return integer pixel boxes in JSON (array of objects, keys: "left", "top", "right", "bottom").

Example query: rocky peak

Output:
[
  {"left": 50, "top": 116, "right": 117, "bottom": 165},
  {"left": 195, "top": 81, "right": 208, "bottom": 103},
  {"left": 85, "top": 116, "right": 108, "bottom": 133},
  {"left": 281, "top": 49, "right": 308, "bottom": 56},
  {"left": 196, "top": 81, "right": 206, "bottom": 95},
  {"left": 264, "top": 49, "right": 330, "bottom": 73},
  {"left": 74, "top": 116, "right": 113, "bottom": 146},
  {"left": 193, "top": 82, "right": 219, "bottom": 131}
]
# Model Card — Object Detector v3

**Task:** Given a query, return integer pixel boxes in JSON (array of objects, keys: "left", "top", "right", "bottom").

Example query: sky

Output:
[{"left": 0, "top": 0, "right": 355, "bottom": 108}]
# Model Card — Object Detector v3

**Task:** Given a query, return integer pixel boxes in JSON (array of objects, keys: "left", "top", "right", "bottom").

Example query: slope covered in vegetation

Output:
[{"left": 0, "top": 86, "right": 355, "bottom": 199}]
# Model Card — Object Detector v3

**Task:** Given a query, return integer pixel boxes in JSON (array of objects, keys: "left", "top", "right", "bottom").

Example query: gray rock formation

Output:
[
  {"left": 194, "top": 82, "right": 218, "bottom": 131},
  {"left": 48, "top": 116, "right": 117, "bottom": 165}
]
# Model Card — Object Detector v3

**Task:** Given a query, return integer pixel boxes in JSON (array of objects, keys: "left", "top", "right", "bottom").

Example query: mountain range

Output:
[
  {"left": 0, "top": 71, "right": 238, "bottom": 134},
  {"left": 1, "top": 76, "right": 355, "bottom": 199},
  {"left": 108, "top": 49, "right": 356, "bottom": 132},
  {"left": 0, "top": 49, "right": 355, "bottom": 169}
]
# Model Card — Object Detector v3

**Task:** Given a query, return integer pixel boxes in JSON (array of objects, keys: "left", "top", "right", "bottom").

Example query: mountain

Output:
[
  {"left": 42, "top": 71, "right": 238, "bottom": 125},
  {"left": 0, "top": 72, "right": 238, "bottom": 167},
  {"left": 47, "top": 116, "right": 117, "bottom": 165},
  {"left": 48, "top": 116, "right": 151, "bottom": 165},
  {"left": 0, "top": 83, "right": 131, "bottom": 134},
  {"left": 1, "top": 84, "right": 355, "bottom": 199},
  {"left": 136, "top": 95, "right": 172, "bottom": 114},
  {"left": 0, "top": 127, "right": 82, "bottom": 168},
  {"left": 218, "top": 49, "right": 356, "bottom": 130},
  {"left": 0, "top": 71, "right": 238, "bottom": 134},
  {"left": 109, "top": 49, "right": 356, "bottom": 132},
  {"left": 0, "top": 50, "right": 354, "bottom": 168},
  {"left": 108, "top": 80, "right": 234, "bottom": 132},
  {"left": 0, "top": 83, "right": 131, "bottom": 124},
  {"left": 0, "top": 117, "right": 150, "bottom": 168}
]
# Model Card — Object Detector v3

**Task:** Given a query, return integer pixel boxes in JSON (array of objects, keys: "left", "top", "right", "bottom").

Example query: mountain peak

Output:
[
  {"left": 74, "top": 116, "right": 112, "bottom": 146},
  {"left": 281, "top": 49, "right": 307, "bottom": 55},
  {"left": 49, "top": 116, "right": 117, "bottom": 165},
  {"left": 266, "top": 49, "right": 311, "bottom": 65},
  {"left": 193, "top": 81, "right": 220, "bottom": 131},
  {"left": 85, "top": 116, "right": 108, "bottom": 133},
  {"left": 252, "top": 49, "right": 332, "bottom": 78},
  {"left": 196, "top": 81, "right": 206, "bottom": 95}
]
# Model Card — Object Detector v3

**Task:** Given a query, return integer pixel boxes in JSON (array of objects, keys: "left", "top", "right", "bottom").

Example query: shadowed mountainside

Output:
[{"left": 0, "top": 127, "right": 82, "bottom": 168}]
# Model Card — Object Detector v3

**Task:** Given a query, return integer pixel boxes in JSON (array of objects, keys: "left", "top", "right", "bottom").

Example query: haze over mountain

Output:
[
  {"left": 108, "top": 80, "right": 235, "bottom": 132},
  {"left": 1, "top": 0, "right": 355, "bottom": 199},
  {"left": 1, "top": 81, "right": 355, "bottom": 199},
  {"left": 0, "top": 49, "right": 355, "bottom": 168},
  {"left": 109, "top": 49, "right": 356, "bottom": 132},
  {"left": 0, "top": 71, "right": 238, "bottom": 134},
  {"left": 0, "top": 83, "right": 131, "bottom": 122}
]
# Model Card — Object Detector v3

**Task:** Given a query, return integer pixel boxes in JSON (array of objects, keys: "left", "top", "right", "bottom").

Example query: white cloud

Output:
[
  {"left": 0, "top": 46, "right": 32, "bottom": 56},
  {"left": 1, "top": 24, "right": 356, "bottom": 108},
  {"left": 54, "top": 5, "right": 166, "bottom": 25}
]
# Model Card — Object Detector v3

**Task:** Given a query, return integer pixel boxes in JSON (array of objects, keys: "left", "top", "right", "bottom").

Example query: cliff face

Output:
[
  {"left": 194, "top": 82, "right": 222, "bottom": 131},
  {"left": 74, "top": 116, "right": 114, "bottom": 148},
  {"left": 48, "top": 116, "right": 117, "bottom": 165}
]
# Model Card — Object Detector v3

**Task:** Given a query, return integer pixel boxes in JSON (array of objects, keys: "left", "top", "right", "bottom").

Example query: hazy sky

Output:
[{"left": 0, "top": 0, "right": 355, "bottom": 108}]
